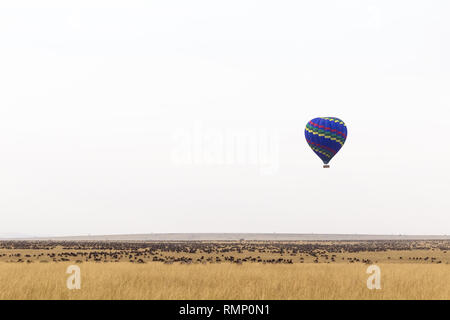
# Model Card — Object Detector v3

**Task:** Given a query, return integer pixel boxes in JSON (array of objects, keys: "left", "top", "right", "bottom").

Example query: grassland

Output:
[
  {"left": 0, "top": 240, "right": 449, "bottom": 300},
  {"left": 0, "top": 262, "right": 449, "bottom": 300}
]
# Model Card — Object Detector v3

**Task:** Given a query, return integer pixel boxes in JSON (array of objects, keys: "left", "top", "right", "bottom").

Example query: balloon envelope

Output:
[{"left": 305, "top": 117, "right": 347, "bottom": 165}]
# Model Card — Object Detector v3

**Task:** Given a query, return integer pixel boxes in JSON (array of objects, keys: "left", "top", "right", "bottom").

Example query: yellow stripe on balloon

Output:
[
  {"left": 310, "top": 146, "right": 331, "bottom": 158},
  {"left": 321, "top": 117, "right": 346, "bottom": 126},
  {"left": 305, "top": 127, "right": 344, "bottom": 146}
]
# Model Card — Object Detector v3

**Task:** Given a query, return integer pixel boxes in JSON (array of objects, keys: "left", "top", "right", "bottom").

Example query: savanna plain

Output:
[{"left": 0, "top": 240, "right": 449, "bottom": 299}]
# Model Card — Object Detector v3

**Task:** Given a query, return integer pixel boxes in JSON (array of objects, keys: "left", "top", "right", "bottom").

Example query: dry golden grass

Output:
[{"left": 0, "top": 262, "right": 449, "bottom": 300}]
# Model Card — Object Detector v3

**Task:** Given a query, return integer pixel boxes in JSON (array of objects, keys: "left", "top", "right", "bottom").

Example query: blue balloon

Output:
[{"left": 305, "top": 117, "right": 347, "bottom": 167}]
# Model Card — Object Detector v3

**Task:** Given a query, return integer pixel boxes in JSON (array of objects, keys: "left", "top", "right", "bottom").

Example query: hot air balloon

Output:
[{"left": 305, "top": 117, "right": 347, "bottom": 168}]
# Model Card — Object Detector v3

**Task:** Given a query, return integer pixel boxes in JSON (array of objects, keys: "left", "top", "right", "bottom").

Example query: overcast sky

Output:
[{"left": 1, "top": 1, "right": 449, "bottom": 236}]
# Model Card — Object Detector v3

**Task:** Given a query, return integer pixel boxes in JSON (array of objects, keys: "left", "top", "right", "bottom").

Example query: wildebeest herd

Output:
[{"left": 0, "top": 240, "right": 449, "bottom": 264}]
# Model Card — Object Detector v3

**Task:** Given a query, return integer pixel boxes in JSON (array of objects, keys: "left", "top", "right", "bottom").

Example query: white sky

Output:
[{"left": 1, "top": 0, "right": 449, "bottom": 236}]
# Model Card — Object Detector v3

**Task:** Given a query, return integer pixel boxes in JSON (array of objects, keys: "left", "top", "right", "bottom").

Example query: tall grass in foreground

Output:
[{"left": 0, "top": 262, "right": 448, "bottom": 300}]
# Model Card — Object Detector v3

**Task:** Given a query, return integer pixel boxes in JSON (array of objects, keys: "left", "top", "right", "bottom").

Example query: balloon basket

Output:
[{"left": 323, "top": 164, "right": 330, "bottom": 168}]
